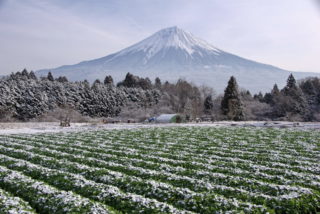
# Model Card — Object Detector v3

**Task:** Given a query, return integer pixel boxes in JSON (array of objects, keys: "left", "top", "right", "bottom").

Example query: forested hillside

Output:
[
  {"left": 0, "top": 69, "right": 319, "bottom": 122},
  {"left": 0, "top": 70, "right": 160, "bottom": 121}
]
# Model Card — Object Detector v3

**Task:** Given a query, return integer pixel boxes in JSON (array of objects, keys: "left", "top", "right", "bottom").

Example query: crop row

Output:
[
  {"left": 0, "top": 187, "right": 36, "bottom": 214},
  {"left": 0, "top": 127, "right": 319, "bottom": 213},
  {"left": 1, "top": 135, "right": 319, "bottom": 193},
  {"left": 0, "top": 166, "right": 112, "bottom": 214},
  {"left": 0, "top": 144, "right": 267, "bottom": 213}
]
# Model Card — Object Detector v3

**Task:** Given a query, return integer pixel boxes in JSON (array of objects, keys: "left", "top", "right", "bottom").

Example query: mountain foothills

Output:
[
  {"left": 38, "top": 26, "right": 319, "bottom": 93},
  {"left": 1, "top": 69, "right": 320, "bottom": 122}
]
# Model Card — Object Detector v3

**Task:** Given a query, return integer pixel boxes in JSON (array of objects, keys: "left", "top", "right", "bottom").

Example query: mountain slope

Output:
[{"left": 37, "top": 26, "right": 319, "bottom": 93}]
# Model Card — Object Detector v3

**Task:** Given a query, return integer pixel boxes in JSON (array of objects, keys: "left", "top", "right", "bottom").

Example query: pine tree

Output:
[
  {"left": 278, "top": 74, "right": 310, "bottom": 120},
  {"left": 282, "top": 74, "right": 305, "bottom": 103},
  {"left": 300, "top": 78, "right": 319, "bottom": 107},
  {"left": 285, "top": 74, "right": 297, "bottom": 90},
  {"left": 271, "top": 84, "right": 280, "bottom": 95},
  {"left": 204, "top": 95, "right": 213, "bottom": 114},
  {"left": 104, "top": 75, "right": 114, "bottom": 85},
  {"left": 221, "top": 76, "right": 245, "bottom": 121},
  {"left": 83, "top": 79, "right": 90, "bottom": 89},
  {"left": 264, "top": 84, "right": 280, "bottom": 106},
  {"left": 139, "top": 77, "right": 152, "bottom": 90},
  {"left": 300, "top": 80, "right": 316, "bottom": 97},
  {"left": 155, "top": 77, "right": 162, "bottom": 88},
  {"left": 56, "top": 76, "right": 68, "bottom": 83},
  {"left": 0, "top": 71, "right": 161, "bottom": 120},
  {"left": 121, "top": 73, "right": 138, "bottom": 88},
  {"left": 21, "top": 69, "right": 29, "bottom": 78},
  {"left": 253, "top": 92, "right": 264, "bottom": 102},
  {"left": 47, "top": 72, "right": 54, "bottom": 81},
  {"left": 29, "top": 71, "right": 38, "bottom": 80},
  {"left": 263, "top": 93, "right": 273, "bottom": 104},
  {"left": 92, "top": 79, "right": 101, "bottom": 87}
]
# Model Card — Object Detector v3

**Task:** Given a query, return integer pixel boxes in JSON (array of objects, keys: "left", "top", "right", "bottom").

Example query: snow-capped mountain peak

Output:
[
  {"left": 37, "top": 26, "right": 320, "bottom": 93},
  {"left": 112, "top": 26, "right": 221, "bottom": 63}
]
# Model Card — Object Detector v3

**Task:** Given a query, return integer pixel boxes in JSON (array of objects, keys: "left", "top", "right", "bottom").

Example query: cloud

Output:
[
  {"left": 0, "top": 0, "right": 140, "bottom": 73},
  {"left": 0, "top": 0, "right": 320, "bottom": 74}
]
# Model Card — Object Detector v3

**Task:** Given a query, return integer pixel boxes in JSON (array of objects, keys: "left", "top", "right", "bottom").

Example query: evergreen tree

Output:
[
  {"left": 300, "top": 78, "right": 320, "bottom": 109},
  {"left": 139, "top": 77, "right": 152, "bottom": 90},
  {"left": 155, "top": 77, "right": 162, "bottom": 88},
  {"left": 253, "top": 92, "right": 264, "bottom": 102},
  {"left": 83, "top": 79, "right": 90, "bottom": 89},
  {"left": 221, "top": 76, "right": 245, "bottom": 121},
  {"left": 104, "top": 75, "right": 114, "bottom": 85},
  {"left": 282, "top": 74, "right": 305, "bottom": 102},
  {"left": 263, "top": 93, "right": 273, "bottom": 104},
  {"left": 118, "top": 73, "right": 138, "bottom": 88},
  {"left": 0, "top": 70, "right": 161, "bottom": 120},
  {"left": 285, "top": 74, "right": 297, "bottom": 90},
  {"left": 276, "top": 74, "right": 310, "bottom": 120},
  {"left": 29, "top": 71, "right": 37, "bottom": 80},
  {"left": 92, "top": 79, "right": 101, "bottom": 88},
  {"left": 264, "top": 84, "right": 280, "bottom": 106},
  {"left": 271, "top": 84, "right": 280, "bottom": 95},
  {"left": 56, "top": 76, "right": 68, "bottom": 83},
  {"left": 300, "top": 79, "right": 316, "bottom": 97},
  {"left": 47, "top": 72, "right": 54, "bottom": 81},
  {"left": 117, "top": 73, "right": 152, "bottom": 89},
  {"left": 124, "top": 72, "right": 137, "bottom": 87},
  {"left": 204, "top": 95, "right": 213, "bottom": 114},
  {"left": 21, "top": 69, "right": 29, "bottom": 78}
]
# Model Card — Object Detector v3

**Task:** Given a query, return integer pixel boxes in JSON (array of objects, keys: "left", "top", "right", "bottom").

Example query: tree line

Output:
[
  {"left": 217, "top": 74, "right": 320, "bottom": 121},
  {"left": 0, "top": 69, "right": 319, "bottom": 122},
  {"left": 0, "top": 70, "right": 160, "bottom": 121}
]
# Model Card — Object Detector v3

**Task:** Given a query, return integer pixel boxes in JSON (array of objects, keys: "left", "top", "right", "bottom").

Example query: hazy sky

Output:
[{"left": 1, "top": 0, "right": 320, "bottom": 75}]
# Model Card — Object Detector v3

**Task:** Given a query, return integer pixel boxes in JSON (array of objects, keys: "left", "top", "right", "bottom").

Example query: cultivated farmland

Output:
[{"left": 0, "top": 127, "right": 319, "bottom": 213}]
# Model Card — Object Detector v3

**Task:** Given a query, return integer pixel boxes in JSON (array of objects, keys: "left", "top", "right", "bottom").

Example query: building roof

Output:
[{"left": 156, "top": 114, "right": 177, "bottom": 122}]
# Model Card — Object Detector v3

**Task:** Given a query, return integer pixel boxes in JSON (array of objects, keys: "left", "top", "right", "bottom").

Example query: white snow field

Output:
[{"left": 0, "top": 121, "right": 319, "bottom": 135}]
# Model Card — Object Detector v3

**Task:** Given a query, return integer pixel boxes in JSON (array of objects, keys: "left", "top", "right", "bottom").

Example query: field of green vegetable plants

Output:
[{"left": 0, "top": 127, "right": 319, "bottom": 213}]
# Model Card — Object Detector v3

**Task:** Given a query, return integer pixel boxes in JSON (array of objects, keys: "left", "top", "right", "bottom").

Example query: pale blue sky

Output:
[{"left": 1, "top": 0, "right": 320, "bottom": 74}]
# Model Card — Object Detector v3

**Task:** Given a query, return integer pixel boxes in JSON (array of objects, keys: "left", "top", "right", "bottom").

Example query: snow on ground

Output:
[{"left": 0, "top": 121, "right": 319, "bottom": 135}]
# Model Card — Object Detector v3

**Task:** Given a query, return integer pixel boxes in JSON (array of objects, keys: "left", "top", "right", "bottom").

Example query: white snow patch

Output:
[
  {"left": 0, "top": 121, "right": 319, "bottom": 135},
  {"left": 108, "top": 26, "right": 221, "bottom": 63}
]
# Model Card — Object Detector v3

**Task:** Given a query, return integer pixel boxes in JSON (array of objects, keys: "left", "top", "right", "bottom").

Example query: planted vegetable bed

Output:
[{"left": 0, "top": 127, "right": 319, "bottom": 213}]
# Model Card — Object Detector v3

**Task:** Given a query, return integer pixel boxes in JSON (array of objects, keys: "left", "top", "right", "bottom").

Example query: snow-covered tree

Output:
[{"left": 0, "top": 70, "right": 161, "bottom": 121}]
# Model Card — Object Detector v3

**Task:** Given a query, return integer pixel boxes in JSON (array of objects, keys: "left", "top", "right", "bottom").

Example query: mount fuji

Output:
[{"left": 37, "top": 26, "right": 319, "bottom": 93}]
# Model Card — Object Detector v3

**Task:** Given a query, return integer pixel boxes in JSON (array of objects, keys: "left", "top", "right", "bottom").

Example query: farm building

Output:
[{"left": 155, "top": 114, "right": 182, "bottom": 123}]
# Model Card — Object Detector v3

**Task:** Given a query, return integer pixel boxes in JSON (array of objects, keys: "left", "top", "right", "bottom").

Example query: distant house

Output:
[{"left": 155, "top": 114, "right": 182, "bottom": 123}]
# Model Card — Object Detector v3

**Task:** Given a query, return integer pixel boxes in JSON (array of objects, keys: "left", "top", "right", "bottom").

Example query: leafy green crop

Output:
[{"left": 0, "top": 127, "right": 319, "bottom": 213}]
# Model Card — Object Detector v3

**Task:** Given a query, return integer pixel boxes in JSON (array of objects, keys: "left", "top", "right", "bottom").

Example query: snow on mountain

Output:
[
  {"left": 114, "top": 26, "right": 221, "bottom": 61},
  {"left": 37, "top": 26, "right": 320, "bottom": 93}
]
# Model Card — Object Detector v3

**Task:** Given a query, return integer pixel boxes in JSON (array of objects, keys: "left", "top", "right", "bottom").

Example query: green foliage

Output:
[
  {"left": 204, "top": 95, "right": 213, "bottom": 114},
  {"left": 1, "top": 127, "right": 319, "bottom": 213},
  {"left": 117, "top": 73, "right": 152, "bottom": 90},
  {"left": 221, "top": 76, "right": 245, "bottom": 120}
]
